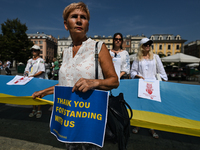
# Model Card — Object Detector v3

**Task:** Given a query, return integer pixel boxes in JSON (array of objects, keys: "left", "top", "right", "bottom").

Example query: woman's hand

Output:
[
  {"left": 72, "top": 78, "right": 99, "bottom": 93},
  {"left": 135, "top": 75, "right": 144, "bottom": 80},
  {"left": 32, "top": 90, "right": 46, "bottom": 99}
]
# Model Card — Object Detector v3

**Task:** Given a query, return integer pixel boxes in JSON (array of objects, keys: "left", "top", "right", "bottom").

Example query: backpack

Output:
[
  {"left": 95, "top": 42, "right": 133, "bottom": 150},
  {"left": 105, "top": 93, "right": 133, "bottom": 150}
]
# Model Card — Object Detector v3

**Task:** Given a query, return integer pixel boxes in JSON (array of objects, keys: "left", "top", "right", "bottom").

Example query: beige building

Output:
[
  {"left": 28, "top": 32, "right": 57, "bottom": 61},
  {"left": 131, "top": 34, "right": 147, "bottom": 54},
  {"left": 91, "top": 35, "right": 113, "bottom": 50},
  {"left": 57, "top": 36, "right": 72, "bottom": 60}
]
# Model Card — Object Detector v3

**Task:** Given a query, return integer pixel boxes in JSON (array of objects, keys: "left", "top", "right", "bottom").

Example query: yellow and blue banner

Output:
[
  {"left": 50, "top": 86, "right": 109, "bottom": 147},
  {"left": 1, "top": 75, "right": 200, "bottom": 137}
]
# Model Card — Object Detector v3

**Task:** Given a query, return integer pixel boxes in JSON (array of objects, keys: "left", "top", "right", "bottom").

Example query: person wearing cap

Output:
[
  {"left": 130, "top": 38, "right": 168, "bottom": 139},
  {"left": 24, "top": 45, "right": 45, "bottom": 118},
  {"left": 109, "top": 33, "right": 130, "bottom": 79}
]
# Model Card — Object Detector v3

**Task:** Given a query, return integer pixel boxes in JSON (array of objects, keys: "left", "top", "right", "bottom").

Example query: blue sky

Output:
[{"left": 0, "top": 0, "right": 200, "bottom": 44}]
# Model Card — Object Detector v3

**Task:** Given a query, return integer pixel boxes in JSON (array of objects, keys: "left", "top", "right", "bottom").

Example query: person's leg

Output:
[
  {"left": 132, "top": 127, "right": 140, "bottom": 134},
  {"left": 149, "top": 129, "right": 159, "bottom": 139},
  {"left": 36, "top": 105, "right": 42, "bottom": 118},
  {"left": 29, "top": 105, "right": 37, "bottom": 117}
]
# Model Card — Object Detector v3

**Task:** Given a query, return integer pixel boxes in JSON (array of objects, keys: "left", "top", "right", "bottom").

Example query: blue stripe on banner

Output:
[
  {"left": 112, "top": 79, "right": 200, "bottom": 122},
  {"left": 1, "top": 75, "right": 200, "bottom": 124},
  {"left": 0, "top": 75, "right": 57, "bottom": 102}
]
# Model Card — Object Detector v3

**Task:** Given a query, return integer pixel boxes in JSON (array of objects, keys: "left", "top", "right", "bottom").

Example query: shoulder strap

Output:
[{"left": 95, "top": 42, "right": 99, "bottom": 79}]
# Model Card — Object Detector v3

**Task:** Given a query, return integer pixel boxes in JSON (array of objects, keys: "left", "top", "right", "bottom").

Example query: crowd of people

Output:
[{"left": 1, "top": 2, "right": 169, "bottom": 149}]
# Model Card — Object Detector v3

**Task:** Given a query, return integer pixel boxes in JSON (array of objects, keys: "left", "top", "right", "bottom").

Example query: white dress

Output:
[
  {"left": 130, "top": 54, "right": 168, "bottom": 81},
  {"left": 59, "top": 38, "right": 104, "bottom": 87},
  {"left": 109, "top": 50, "right": 130, "bottom": 74}
]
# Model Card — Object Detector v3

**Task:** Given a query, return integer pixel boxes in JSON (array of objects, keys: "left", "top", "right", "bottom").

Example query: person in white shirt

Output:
[
  {"left": 24, "top": 45, "right": 45, "bottom": 118},
  {"left": 109, "top": 33, "right": 130, "bottom": 79},
  {"left": 31, "top": 2, "right": 119, "bottom": 149},
  {"left": 130, "top": 38, "right": 168, "bottom": 139}
]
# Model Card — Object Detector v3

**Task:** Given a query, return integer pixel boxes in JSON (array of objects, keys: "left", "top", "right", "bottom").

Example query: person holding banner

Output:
[
  {"left": 32, "top": 2, "right": 119, "bottom": 149},
  {"left": 25, "top": 45, "right": 45, "bottom": 118},
  {"left": 109, "top": 33, "right": 130, "bottom": 79},
  {"left": 130, "top": 38, "right": 168, "bottom": 139}
]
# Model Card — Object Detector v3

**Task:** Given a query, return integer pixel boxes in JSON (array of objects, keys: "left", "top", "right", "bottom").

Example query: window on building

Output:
[
  {"left": 126, "top": 41, "right": 129, "bottom": 45},
  {"left": 35, "top": 41, "right": 38, "bottom": 44},
  {"left": 168, "top": 45, "right": 171, "bottom": 50},
  {"left": 151, "top": 45, "right": 154, "bottom": 49},
  {"left": 61, "top": 48, "right": 63, "bottom": 52},
  {"left": 167, "top": 53, "right": 171, "bottom": 56},
  {"left": 159, "top": 45, "right": 162, "bottom": 50},
  {"left": 40, "top": 46, "right": 43, "bottom": 50},
  {"left": 107, "top": 45, "right": 110, "bottom": 48},
  {"left": 40, "top": 51, "right": 43, "bottom": 54},
  {"left": 39, "top": 41, "right": 43, "bottom": 44},
  {"left": 176, "top": 45, "right": 180, "bottom": 50},
  {"left": 168, "top": 37, "right": 171, "bottom": 40}
]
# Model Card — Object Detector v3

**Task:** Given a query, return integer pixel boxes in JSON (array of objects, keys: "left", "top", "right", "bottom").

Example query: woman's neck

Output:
[
  {"left": 113, "top": 47, "right": 121, "bottom": 52},
  {"left": 33, "top": 56, "right": 39, "bottom": 60},
  {"left": 142, "top": 51, "right": 149, "bottom": 56},
  {"left": 71, "top": 35, "right": 87, "bottom": 46}
]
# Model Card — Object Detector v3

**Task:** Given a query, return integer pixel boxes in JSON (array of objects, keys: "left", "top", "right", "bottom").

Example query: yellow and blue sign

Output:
[{"left": 50, "top": 86, "right": 109, "bottom": 147}]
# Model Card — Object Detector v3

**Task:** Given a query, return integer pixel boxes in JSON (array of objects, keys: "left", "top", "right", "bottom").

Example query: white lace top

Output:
[{"left": 59, "top": 38, "right": 104, "bottom": 86}]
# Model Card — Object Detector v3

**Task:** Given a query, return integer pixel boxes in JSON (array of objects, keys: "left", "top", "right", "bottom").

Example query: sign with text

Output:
[{"left": 50, "top": 86, "right": 109, "bottom": 147}]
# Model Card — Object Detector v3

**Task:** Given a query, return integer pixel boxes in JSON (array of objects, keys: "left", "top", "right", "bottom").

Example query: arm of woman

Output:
[
  {"left": 130, "top": 59, "right": 144, "bottom": 79},
  {"left": 29, "top": 71, "right": 44, "bottom": 77},
  {"left": 72, "top": 44, "right": 119, "bottom": 93},
  {"left": 32, "top": 84, "right": 58, "bottom": 99},
  {"left": 155, "top": 55, "right": 168, "bottom": 81}
]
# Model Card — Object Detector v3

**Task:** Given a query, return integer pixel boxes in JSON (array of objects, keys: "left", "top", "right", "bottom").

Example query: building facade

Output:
[
  {"left": 91, "top": 35, "right": 113, "bottom": 50},
  {"left": 57, "top": 36, "right": 72, "bottom": 60},
  {"left": 184, "top": 40, "right": 200, "bottom": 58},
  {"left": 28, "top": 32, "right": 57, "bottom": 61},
  {"left": 131, "top": 34, "right": 146, "bottom": 54},
  {"left": 149, "top": 34, "right": 187, "bottom": 56}
]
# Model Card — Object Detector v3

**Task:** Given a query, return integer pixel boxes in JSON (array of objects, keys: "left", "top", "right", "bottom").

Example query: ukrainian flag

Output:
[{"left": 0, "top": 75, "right": 200, "bottom": 137}]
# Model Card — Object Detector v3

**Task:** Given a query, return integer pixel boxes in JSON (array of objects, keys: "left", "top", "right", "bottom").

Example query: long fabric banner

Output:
[
  {"left": 1, "top": 75, "right": 200, "bottom": 137},
  {"left": 50, "top": 86, "right": 109, "bottom": 147}
]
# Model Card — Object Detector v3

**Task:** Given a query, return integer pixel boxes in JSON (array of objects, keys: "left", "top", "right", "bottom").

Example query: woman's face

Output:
[
  {"left": 64, "top": 9, "right": 89, "bottom": 37},
  {"left": 142, "top": 42, "right": 151, "bottom": 52},
  {"left": 114, "top": 35, "right": 123, "bottom": 48},
  {"left": 32, "top": 50, "right": 40, "bottom": 57}
]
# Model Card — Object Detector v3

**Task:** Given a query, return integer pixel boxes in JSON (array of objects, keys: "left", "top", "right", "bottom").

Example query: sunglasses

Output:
[
  {"left": 143, "top": 42, "right": 152, "bottom": 47},
  {"left": 32, "top": 49, "right": 40, "bottom": 52},
  {"left": 114, "top": 38, "right": 122, "bottom": 41}
]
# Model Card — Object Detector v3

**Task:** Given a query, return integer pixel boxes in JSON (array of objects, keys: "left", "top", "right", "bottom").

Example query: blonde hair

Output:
[
  {"left": 137, "top": 45, "right": 154, "bottom": 61},
  {"left": 62, "top": 2, "right": 90, "bottom": 21}
]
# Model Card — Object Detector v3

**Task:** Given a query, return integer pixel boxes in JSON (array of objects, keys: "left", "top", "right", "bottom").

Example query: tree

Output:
[{"left": 0, "top": 18, "right": 33, "bottom": 66}]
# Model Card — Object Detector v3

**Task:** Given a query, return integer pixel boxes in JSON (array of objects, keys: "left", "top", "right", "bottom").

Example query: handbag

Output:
[
  {"left": 154, "top": 55, "right": 162, "bottom": 81},
  {"left": 95, "top": 42, "right": 133, "bottom": 150}
]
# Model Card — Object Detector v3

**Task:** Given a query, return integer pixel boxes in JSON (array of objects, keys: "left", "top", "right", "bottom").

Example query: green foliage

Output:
[{"left": 0, "top": 18, "right": 33, "bottom": 64}]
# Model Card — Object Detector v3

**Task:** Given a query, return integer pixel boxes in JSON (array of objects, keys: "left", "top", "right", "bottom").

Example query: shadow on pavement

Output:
[{"left": 1, "top": 103, "right": 200, "bottom": 150}]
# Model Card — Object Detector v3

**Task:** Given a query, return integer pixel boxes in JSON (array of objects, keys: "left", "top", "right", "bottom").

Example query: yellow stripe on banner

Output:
[
  {"left": 0, "top": 93, "right": 53, "bottom": 105},
  {"left": 129, "top": 109, "right": 200, "bottom": 137}
]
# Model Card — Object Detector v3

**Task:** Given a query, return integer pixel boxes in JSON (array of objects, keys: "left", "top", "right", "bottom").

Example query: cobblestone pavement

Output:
[{"left": 0, "top": 68, "right": 200, "bottom": 150}]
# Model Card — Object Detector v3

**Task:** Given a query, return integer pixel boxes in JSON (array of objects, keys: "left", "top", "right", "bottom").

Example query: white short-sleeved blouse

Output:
[
  {"left": 59, "top": 38, "right": 104, "bottom": 86},
  {"left": 130, "top": 54, "right": 168, "bottom": 81},
  {"left": 109, "top": 50, "right": 130, "bottom": 74}
]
